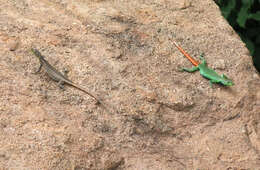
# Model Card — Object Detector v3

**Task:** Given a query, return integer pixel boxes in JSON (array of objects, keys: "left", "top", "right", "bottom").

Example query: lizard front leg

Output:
[
  {"left": 34, "top": 62, "right": 43, "bottom": 74},
  {"left": 209, "top": 79, "right": 219, "bottom": 88},
  {"left": 221, "top": 74, "right": 229, "bottom": 79}
]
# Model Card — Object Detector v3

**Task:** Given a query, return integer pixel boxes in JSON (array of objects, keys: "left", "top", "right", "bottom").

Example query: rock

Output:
[{"left": 0, "top": 0, "right": 259, "bottom": 169}]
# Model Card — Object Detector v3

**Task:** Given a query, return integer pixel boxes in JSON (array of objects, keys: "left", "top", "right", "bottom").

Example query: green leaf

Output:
[
  {"left": 220, "top": 0, "right": 236, "bottom": 18},
  {"left": 248, "top": 11, "right": 260, "bottom": 21},
  {"left": 236, "top": 0, "right": 254, "bottom": 28},
  {"left": 242, "top": 0, "right": 254, "bottom": 5},
  {"left": 237, "top": 7, "right": 249, "bottom": 27}
]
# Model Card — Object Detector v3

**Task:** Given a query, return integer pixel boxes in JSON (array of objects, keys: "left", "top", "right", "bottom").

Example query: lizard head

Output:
[
  {"left": 31, "top": 48, "right": 43, "bottom": 59},
  {"left": 221, "top": 75, "right": 234, "bottom": 86},
  {"left": 222, "top": 80, "right": 233, "bottom": 86}
]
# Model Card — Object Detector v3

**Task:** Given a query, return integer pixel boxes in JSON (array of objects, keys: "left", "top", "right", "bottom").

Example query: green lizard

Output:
[
  {"left": 31, "top": 48, "right": 103, "bottom": 104},
  {"left": 172, "top": 41, "right": 233, "bottom": 87}
]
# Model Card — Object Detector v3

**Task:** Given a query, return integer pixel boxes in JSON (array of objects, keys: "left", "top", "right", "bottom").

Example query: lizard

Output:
[
  {"left": 31, "top": 48, "right": 107, "bottom": 108},
  {"left": 172, "top": 41, "right": 233, "bottom": 87}
]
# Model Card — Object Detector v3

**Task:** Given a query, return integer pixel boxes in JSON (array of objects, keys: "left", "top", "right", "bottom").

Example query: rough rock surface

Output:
[{"left": 0, "top": 0, "right": 259, "bottom": 169}]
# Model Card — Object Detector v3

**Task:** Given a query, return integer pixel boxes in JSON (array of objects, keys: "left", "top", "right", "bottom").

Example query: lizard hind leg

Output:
[
  {"left": 57, "top": 80, "right": 65, "bottom": 89},
  {"left": 182, "top": 66, "right": 199, "bottom": 72},
  {"left": 57, "top": 69, "right": 69, "bottom": 89},
  {"left": 62, "top": 68, "right": 69, "bottom": 79},
  {"left": 199, "top": 53, "right": 207, "bottom": 65}
]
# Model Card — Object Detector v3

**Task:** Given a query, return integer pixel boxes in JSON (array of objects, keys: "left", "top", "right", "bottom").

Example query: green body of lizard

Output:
[
  {"left": 31, "top": 48, "right": 102, "bottom": 103},
  {"left": 172, "top": 41, "right": 233, "bottom": 86}
]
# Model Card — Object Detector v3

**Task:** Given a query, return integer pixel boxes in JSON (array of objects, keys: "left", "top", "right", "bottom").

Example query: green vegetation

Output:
[{"left": 215, "top": 0, "right": 260, "bottom": 72}]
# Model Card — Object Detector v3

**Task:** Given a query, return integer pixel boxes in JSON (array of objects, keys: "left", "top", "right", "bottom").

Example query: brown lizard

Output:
[{"left": 31, "top": 48, "right": 107, "bottom": 108}]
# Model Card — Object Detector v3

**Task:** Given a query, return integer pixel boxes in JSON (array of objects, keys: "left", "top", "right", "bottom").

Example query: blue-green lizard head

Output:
[
  {"left": 221, "top": 79, "right": 233, "bottom": 86},
  {"left": 220, "top": 74, "right": 233, "bottom": 86}
]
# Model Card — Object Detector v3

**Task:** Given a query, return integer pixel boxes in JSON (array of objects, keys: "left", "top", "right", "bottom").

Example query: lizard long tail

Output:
[
  {"left": 69, "top": 83, "right": 113, "bottom": 113},
  {"left": 172, "top": 41, "right": 199, "bottom": 67},
  {"left": 70, "top": 83, "right": 101, "bottom": 102}
]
